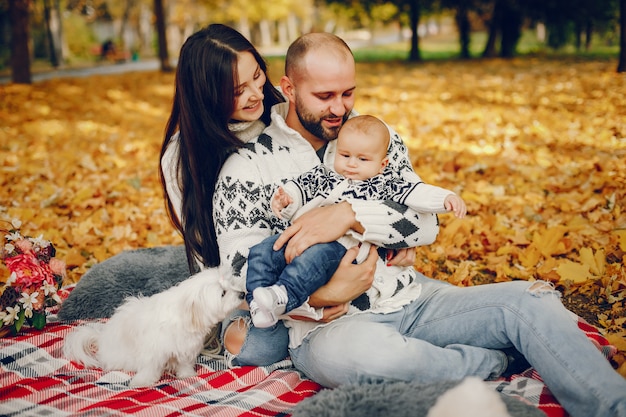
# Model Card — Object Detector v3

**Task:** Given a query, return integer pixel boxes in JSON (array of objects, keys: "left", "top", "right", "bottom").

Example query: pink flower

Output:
[
  {"left": 14, "top": 238, "right": 33, "bottom": 253},
  {"left": 49, "top": 258, "right": 67, "bottom": 278},
  {"left": 4, "top": 253, "right": 54, "bottom": 288}
]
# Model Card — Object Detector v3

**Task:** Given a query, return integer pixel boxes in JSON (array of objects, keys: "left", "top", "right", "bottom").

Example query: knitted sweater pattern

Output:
[
  {"left": 279, "top": 164, "right": 454, "bottom": 222},
  {"left": 213, "top": 103, "right": 441, "bottom": 347}
]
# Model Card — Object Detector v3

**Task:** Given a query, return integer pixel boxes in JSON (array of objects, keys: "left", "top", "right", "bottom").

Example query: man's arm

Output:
[
  {"left": 273, "top": 201, "right": 363, "bottom": 263},
  {"left": 274, "top": 126, "right": 441, "bottom": 261}
]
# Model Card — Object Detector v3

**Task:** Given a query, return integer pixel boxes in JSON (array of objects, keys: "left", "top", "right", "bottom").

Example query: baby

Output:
[{"left": 247, "top": 115, "right": 466, "bottom": 328}]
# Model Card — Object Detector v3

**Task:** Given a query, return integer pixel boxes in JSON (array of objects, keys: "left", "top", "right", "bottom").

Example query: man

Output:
[{"left": 215, "top": 32, "right": 626, "bottom": 417}]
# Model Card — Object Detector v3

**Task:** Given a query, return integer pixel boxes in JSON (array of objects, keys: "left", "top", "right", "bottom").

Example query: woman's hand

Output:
[
  {"left": 308, "top": 244, "right": 377, "bottom": 307},
  {"left": 273, "top": 201, "right": 364, "bottom": 263},
  {"left": 385, "top": 248, "right": 416, "bottom": 267}
]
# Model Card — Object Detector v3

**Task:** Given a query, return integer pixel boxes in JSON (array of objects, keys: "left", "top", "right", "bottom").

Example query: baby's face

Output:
[{"left": 334, "top": 129, "right": 388, "bottom": 181}]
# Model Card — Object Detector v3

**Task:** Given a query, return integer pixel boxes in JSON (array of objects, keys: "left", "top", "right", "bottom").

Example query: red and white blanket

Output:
[{"left": 0, "top": 302, "right": 617, "bottom": 417}]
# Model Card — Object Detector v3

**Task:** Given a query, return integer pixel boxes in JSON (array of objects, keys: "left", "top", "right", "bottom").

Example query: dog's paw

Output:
[
  {"left": 175, "top": 364, "right": 197, "bottom": 379},
  {"left": 129, "top": 370, "right": 161, "bottom": 388},
  {"left": 128, "top": 377, "right": 156, "bottom": 388}
]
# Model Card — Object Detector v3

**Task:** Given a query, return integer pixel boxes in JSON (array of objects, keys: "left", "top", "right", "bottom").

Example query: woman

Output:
[
  {"left": 159, "top": 24, "right": 289, "bottom": 364},
  {"left": 160, "top": 24, "right": 413, "bottom": 366}
]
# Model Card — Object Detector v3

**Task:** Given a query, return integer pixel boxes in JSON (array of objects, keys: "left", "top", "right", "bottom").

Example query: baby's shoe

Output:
[
  {"left": 250, "top": 300, "right": 274, "bottom": 329},
  {"left": 251, "top": 285, "right": 288, "bottom": 328}
]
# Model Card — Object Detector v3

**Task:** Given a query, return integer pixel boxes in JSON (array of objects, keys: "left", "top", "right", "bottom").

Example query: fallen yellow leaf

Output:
[
  {"left": 579, "top": 247, "right": 605, "bottom": 276},
  {"left": 556, "top": 259, "right": 592, "bottom": 284}
]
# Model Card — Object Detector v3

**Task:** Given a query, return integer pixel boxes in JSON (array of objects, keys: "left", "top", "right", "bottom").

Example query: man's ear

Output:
[
  {"left": 280, "top": 75, "right": 296, "bottom": 102},
  {"left": 380, "top": 157, "right": 389, "bottom": 174}
]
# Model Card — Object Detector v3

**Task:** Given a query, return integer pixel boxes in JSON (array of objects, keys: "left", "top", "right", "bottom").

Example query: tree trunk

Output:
[
  {"left": 574, "top": 22, "right": 582, "bottom": 51},
  {"left": 259, "top": 19, "right": 272, "bottom": 47},
  {"left": 287, "top": 13, "right": 299, "bottom": 43},
  {"left": 482, "top": 0, "right": 499, "bottom": 58},
  {"left": 43, "top": 0, "right": 63, "bottom": 67},
  {"left": 618, "top": 0, "right": 626, "bottom": 72},
  {"left": 277, "top": 20, "right": 288, "bottom": 46},
  {"left": 119, "top": 0, "right": 137, "bottom": 50},
  {"left": 238, "top": 16, "right": 251, "bottom": 41},
  {"left": 153, "top": 0, "right": 172, "bottom": 72},
  {"left": 456, "top": 1, "right": 471, "bottom": 59},
  {"left": 499, "top": 0, "right": 521, "bottom": 58},
  {"left": 408, "top": 0, "right": 422, "bottom": 62},
  {"left": 585, "top": 21, "right": 592, "bottom": 51},
  {"left": 9, "top": 0, "right": 31, "bottom": 84},
  {"left": 138, "top": 3, "right": 152, "bottom": 56}
]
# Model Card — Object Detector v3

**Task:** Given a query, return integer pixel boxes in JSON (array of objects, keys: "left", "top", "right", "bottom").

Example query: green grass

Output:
[
  {"left": 3, "top": 28, "right": 621, "bottom": 79},
  {"left": 350, "top": 29, "right": 620, "bottom": 62}
]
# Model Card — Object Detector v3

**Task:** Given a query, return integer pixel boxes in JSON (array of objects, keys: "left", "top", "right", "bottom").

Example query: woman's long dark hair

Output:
[{"left": 159, "top": 24, "right": 285, "bottom": 273}]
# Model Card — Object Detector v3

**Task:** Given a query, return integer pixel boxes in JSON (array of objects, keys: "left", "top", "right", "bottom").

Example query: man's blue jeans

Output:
[
  {"left": 290, "top": 273, "right": 626, "bottom": 417},
  {"left": 246, "top": 234, "right": 346, "bottom": 313}
]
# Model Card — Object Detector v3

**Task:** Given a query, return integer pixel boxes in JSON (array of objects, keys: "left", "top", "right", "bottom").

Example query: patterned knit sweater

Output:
[
  {"left": 278, "top": 164, "right": 454, "bottom": 222},
  {"left": 213, "top": 103, "right": 441, "bottom": 348},
  {"left": 161, "top": 119, "right": 267, "bottom": 235}
]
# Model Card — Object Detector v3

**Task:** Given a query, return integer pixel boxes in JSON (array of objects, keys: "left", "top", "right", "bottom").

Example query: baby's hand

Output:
[
  {"left": 444, "top": 194, "right": 467, "bottom": 218},
  {"left": 271, "top": 186, "right": 293, "bottom": 218}
]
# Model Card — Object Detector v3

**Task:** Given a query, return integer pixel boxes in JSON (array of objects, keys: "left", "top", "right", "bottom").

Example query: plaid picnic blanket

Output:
[{"left": 0, "top": 296, "right": 617, "bottom": 417}]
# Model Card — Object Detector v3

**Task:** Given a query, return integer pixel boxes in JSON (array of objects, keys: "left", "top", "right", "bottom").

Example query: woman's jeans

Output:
[
  {"left": 290, "top": 273, "right": 626, "bottom": 417},
  {"left": 221, "top": 308, "right": 289, "bottom": 367}
]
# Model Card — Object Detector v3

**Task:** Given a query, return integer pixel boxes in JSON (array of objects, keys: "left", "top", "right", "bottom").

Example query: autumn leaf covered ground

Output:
[{"left": 1, "top": 57, "right": 625, "bottom": 374}]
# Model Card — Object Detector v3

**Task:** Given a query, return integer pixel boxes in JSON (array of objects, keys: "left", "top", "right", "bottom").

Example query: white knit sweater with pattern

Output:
[{"left": 213, "top": 103, "right": 441, "bottom": 348}]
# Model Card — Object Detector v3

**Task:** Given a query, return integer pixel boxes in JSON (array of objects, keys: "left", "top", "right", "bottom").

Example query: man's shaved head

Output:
[{"left": 285, "top": 32, "right": 353, "bottom": 83}]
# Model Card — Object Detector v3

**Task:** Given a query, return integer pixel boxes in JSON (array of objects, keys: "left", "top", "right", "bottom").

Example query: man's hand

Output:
[
  {"left": 274, "top": 202, "right": 363, "bottom": 263},
  {"left": 308, "top": 244, "right": 377, "bottom": 307}
]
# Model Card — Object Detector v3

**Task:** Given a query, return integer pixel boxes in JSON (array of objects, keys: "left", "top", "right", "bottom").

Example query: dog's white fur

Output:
[
  {"left": 427, "top": 377, "right": 512, "bottom": 417},
  {"left": 63, "top": 269, "right": 242, "bottom": 387}
]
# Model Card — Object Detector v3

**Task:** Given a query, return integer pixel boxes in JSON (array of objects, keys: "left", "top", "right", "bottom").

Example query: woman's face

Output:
[{"left": 231, "top": 51, "right": 266, "bottom": 122}]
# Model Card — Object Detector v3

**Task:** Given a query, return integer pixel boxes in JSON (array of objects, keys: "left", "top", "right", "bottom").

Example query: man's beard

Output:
[{"left": 295, "top": 96, "right": 350, "bottom": 142}]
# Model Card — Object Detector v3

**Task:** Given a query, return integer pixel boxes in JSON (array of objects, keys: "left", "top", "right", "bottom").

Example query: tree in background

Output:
[
  {"left": 153, "top": 0, "right": 171, "bottom": 72},
  {"left": 405, "top": 0, "right": 423, "bottom": 60},
  {"left": 454, "top": 0, "right": 470, "bottom": 58},
  {"left": 478, "top": 0, "right": 522, "bottom": 58},
  {"left": 8, "top": 0, "right": 31, "bottom": 84},
  {"left": 42, "top": 0, "right": 63, "bottom": 67},
  {"left": 617, "top": 0, "right": 626, "bottom": 72},
  {"left": 1, "top": 0, "right": 624, "bottom": 78}
]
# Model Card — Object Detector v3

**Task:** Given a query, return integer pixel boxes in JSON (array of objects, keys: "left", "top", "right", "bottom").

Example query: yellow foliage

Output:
[
  {"left": 579, "top": 247, "right": 605, "bottom": 277},
  {"left": 1, "top": 58, "right": 625, "bottom": 357},
  {"left": 557, "top": 260, "right": 592, "bottom": 284},
  {"left": 615, "top": 230, "right": 626, "bottom": 252},
  {"left": 532, "top": 226, "right": 569, "bottom": 258}
]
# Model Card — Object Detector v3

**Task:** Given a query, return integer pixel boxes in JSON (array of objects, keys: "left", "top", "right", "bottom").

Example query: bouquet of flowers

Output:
[{"left": 1, "top": 219, "right": 66, "bottom": 336}]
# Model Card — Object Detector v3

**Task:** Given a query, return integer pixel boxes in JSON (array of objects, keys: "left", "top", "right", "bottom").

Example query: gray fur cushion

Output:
[
  {"left": 291, "top": 379, "right": 545, "bottom": 417},
  {"left": 58, "top": 245, "right": 190, "bottom": 321}
]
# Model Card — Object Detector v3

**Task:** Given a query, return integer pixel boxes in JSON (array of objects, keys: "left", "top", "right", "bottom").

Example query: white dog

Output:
[{"left": 63, "top": 268, "right": 242, "bottom": 387}]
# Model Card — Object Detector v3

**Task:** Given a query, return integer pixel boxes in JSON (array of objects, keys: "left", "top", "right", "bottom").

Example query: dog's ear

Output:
[
  {"left": 188, "top": 296, "right": 205, "bottom": 331},
  {"left": 188, "top": 281, "right": 225, "bottom": 331}
]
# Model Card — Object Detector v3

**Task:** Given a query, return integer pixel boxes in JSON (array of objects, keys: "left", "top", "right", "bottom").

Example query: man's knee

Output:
[{"left": 526, "top": 281, "right": 561, "bottom": 299}]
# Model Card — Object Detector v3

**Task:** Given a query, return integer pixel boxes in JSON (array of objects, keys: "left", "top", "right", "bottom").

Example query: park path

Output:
[
  {"left": 0, "top": 33, "right": 400, "bottom": 85},
  {"left": 0, "top": 59, "right": 162, "bottom": 84}
]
